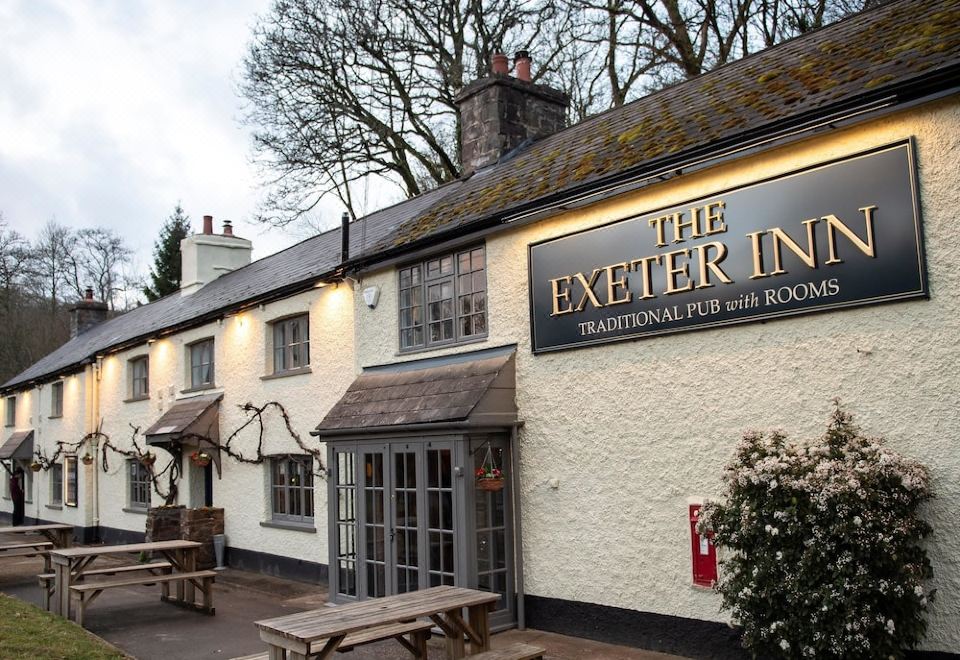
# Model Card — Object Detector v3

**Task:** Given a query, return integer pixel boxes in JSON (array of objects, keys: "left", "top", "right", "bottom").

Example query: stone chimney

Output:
[
  {"left": 180, "top": 215, "right": 253, "bottom": 296},
  {"left": 68, "top": 287, "right": 109, "bottom": 338},
  {"left": 454, "top": 50, "right": 569, "bottom": 175}
]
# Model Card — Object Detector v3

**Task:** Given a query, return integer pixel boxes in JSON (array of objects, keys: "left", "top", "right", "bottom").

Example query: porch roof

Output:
[
  {"left": 0, "top": 430, "right": 34, "bottom": 461},
  {"left": 316, "top": 348, "right": 517, "bottom": 434},
  {"left": 144, "top": 394, "right": 222, "bottom": 444}
]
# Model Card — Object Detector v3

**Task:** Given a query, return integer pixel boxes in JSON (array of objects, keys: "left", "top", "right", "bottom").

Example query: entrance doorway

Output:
[{"left": 328, "top": 433, "right": 515, "bottom": 628}]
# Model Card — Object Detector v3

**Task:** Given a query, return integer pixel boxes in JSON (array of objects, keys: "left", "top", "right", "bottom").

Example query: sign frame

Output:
[{"left": 527, "top": 139, "right": 927, "bottom": 354}]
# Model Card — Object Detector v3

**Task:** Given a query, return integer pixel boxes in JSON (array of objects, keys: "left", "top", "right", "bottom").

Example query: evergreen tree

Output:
[{"left": 143, "top": 204, "right": 191, "bottom": 302}]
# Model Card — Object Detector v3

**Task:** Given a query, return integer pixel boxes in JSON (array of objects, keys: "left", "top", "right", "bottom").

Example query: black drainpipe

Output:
[{"left": 341, "top": 212, "right": 350, "bottom": 263}]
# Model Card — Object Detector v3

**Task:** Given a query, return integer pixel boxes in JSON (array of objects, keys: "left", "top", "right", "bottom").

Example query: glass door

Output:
[{"left": 328, "top": 435, "right": 515, "bottom": 627}]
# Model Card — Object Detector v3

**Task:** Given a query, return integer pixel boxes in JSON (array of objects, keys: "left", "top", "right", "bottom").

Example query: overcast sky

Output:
[{"left": 0, "top": 0, "right": 369, "bottom": 274}]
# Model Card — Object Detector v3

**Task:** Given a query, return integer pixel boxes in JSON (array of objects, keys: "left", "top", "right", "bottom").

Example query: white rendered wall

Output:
[
  {"left": 1, "top": 373, "right": 92, "bottom": 531},
  {"left": 352, "top": 99, "right": 960, "bottom": 653},
  {"left": 94, "top": 283, "right": 354, "bottom": 565}
]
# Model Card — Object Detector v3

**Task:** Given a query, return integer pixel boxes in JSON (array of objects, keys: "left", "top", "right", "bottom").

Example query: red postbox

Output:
[{"left": 689, "top": 504, "right": 717, "bottom": 587}]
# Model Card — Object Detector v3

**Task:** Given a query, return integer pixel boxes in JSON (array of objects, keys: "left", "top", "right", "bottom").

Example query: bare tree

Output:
[
  {"left": 31, "top": 219, "right": 72, "bottom": 313},
  {"left": 242, "top": 0, "right": 571, "bottom": 225},
  {"left": 242, "top": 0, "right": 872, "bottom": 228},
  {"left": 0, "top": 215, "right": 33, "bottom": 312},
  {"left": 62, "top": 227, "right": 133, "bottom": 311}
]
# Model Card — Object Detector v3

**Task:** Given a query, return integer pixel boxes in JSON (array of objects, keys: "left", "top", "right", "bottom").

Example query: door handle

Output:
[{"left": 389, "top": 529, "right": 396, "bottom": 543}]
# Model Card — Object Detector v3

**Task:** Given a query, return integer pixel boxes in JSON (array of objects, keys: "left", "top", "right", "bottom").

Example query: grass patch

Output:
[{"left": 0, "top": 593, "right": 126, "bottom": 659}]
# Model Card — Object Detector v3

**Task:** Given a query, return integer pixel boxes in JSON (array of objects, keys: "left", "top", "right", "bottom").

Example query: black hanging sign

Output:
[{"left": 528, "top": 141, "right": 926, "bottom": 353}]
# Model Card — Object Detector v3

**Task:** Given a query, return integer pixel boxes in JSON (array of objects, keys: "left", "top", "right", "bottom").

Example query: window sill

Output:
[
  {"left": 45, "top": 504, "right": 62, "bottom": 510},
  {"left": 180, "top": 385, "right": 219, "bottom": 395},
  {"left": 260, "top": 520, "right": 316, "bottom": 534},
  {"left": 122, "top": 507, "right": 148, "bottom": 515},
  {"left": 48, "top": 415, "right": 63, "bottom": 420},
  {"left": 123, "top": 395, "right": 150, "bottom": 403},
  {"left": 396, "top": 335, "right": 488, "bottom": 357},
  {"left": 261, "top": 366, "right": 313, "bottom": 381}
]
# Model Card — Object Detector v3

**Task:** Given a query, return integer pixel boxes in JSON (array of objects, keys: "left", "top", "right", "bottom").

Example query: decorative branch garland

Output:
[{"left": 32, "top": 400, "right": 324, "bottom": 507}]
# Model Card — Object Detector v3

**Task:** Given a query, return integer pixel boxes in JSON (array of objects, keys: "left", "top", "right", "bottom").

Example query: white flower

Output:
[
  {"left": 776, "top": 551, "right": 783, "bottom": 561},
  {"left": 780, "top": 639, "right": 790, "bottom": 651},
  {"left": 886, "top": 619, "right": 896, "bottom": 634},
  {"left": 853, "top": 516, "right": 862, "bottom": 526},
  {"left": 914, "top": 585, "right": 923, "bottom": 596},
  {"left": 770, "top": 527, "right": 780, "bottom": 536}
]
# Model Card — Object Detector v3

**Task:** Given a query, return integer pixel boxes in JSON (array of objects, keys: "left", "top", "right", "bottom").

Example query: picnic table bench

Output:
[
  {"left": 48, "top": 539, "right": 215, "bottom": 626},
  {"left": 0, "top": 523, "right": 73, "bottom": 549},
  {"left": 0, "top": 540, "right": 53, "bottom": 570},
  {"left": 254, "top": 585, "right": 503, "bottom": 660},
  {"left": 38, "top": 561, "right": 173, "bottom": 611}
]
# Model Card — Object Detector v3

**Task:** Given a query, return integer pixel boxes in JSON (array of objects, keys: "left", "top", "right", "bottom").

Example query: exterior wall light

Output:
[{"left": 362, "top": 286, "right": 380, "bottom": 309}]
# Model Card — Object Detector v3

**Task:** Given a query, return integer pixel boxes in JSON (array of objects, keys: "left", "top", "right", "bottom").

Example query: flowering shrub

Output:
[{"left": 699, "top": 404, "right": 934, "bottom": 659}]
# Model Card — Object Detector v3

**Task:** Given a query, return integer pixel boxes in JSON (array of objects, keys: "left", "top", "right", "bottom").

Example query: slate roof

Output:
[
  {"left": 3, "top": 0, "right": 958, "bottom": 393},
  {"left": 144, "top": 394, "right": 222, "bottom": 438},
  {"left": 316, "top": 353, "right": 515, "bottom": 431},
  {"left": 373, "top": 0, "right": 960, "bottom": 252},
  {"left": 0, "top": 430, "right": 34, "bottom": 461}
]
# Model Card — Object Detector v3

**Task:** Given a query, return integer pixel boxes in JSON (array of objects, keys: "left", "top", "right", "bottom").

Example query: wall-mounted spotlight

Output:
[{"left": 362, "top": 286, "right": 381, "bottom": 309}]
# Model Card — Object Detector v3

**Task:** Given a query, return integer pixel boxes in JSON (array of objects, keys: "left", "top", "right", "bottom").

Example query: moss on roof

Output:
[{"left": 378, "top": 0, "right": 960, "bottom": 251}]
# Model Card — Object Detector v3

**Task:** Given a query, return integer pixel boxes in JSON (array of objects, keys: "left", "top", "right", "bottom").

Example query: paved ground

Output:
[{"left": 0, "top": 552, "right": 685, "bottom": 659}]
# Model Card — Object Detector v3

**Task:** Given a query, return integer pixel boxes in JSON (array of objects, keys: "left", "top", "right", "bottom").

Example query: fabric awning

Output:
[
  {"left": 0, "top": 430, "right": 35, "bottom": 461},
  {"left": 316, "top": 348, "right": 517, "bottom": 435},
  {"left": 144, "top": 394, "right": 222, "bottom": 474}
]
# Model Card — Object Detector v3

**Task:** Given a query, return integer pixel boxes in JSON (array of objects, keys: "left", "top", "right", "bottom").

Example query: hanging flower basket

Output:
[
  {"left": 29, "top": 461, "right": 42, "bottom": 472},
  {"left": 140, "top": 452, "right": 156, "bottom": 467},
  {"left": 476, "top": 443, "right": 505, "bottom": 492},
  {"left": 81, "top": 453, "right": 94, "bottom": 466},
  {"left": 190, "top": 450, "right": 212, "bottom": 468}
]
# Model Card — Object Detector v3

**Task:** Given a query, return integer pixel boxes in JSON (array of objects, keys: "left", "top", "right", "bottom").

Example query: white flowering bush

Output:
[{"left": 699, "top": 404, "right": 934, "bottom": 659}]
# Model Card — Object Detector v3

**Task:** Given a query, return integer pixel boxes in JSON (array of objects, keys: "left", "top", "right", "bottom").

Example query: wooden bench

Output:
[
  {"left": 0, "top": 541, "right": 53, "bottom": 570},
  {"left": 38, "top": 561, "right": 172, "bottom": 611},
  {"left": 465, "top": 642, "right": 545, "bottom": 660},
  {"left": 233, "top": 619, "right": 434, "bottom": 659},
  {"left": 70, "top": 569, "right": 216, "bottom": 626}
]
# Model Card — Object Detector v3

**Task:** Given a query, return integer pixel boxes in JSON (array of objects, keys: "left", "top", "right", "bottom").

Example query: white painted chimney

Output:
[{"left": 180, "top": 215, "right": 252, "bottom": 296}]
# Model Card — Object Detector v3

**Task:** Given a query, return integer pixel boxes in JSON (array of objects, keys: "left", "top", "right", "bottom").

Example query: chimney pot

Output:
[
  {"left": 514, "top": 51, "right": 531, "bottom": 82},
  {"left": 84, "top": 287, "right": 94, "bottom": 301},
  {"left": 222, "top": 220, "right": 233, "bottom": 236},
  {"left": 202, "top": 215, "right": 214, "bottom": 235},
  {"left": 491, "top": 53, "right": 509, "bottom": 76}
]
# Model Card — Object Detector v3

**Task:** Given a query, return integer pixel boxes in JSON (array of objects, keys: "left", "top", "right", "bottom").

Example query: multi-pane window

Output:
[
  {"left": 5, "top": 396, "right": 14, "bottom": 426},
  {"left": 50, "top": 463, "right": 63, "bottom": 505},
  {"left": 270, "top": 456, "right": 314, "bottom": 524},
  {"left": 398, "top": 246, "right": 487, "bottom": 351},
  {"left": 130, "top": 356, "right": 149, "bottom": 399},
  {"left": 64, "top": 456, "right": 78, "bottom": 507},
  {"left": 189, "top": 339, "right": 215, "bottom": 389},
  {"left": 51, "top": 381, "right": 63, "bottom": 417},
  {"left": 128, "top": 459, "right": 151, "bottom": 509},
  {"left": 273, "top": 315, "right": 310, "bottom": 373}
]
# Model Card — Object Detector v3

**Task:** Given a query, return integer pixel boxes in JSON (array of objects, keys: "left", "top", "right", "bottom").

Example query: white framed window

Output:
[
  {"left": 64, "top": 456, "right": 78, "bottom": 507},
  {"left": 128, "top": 459, "right": 151, "bottom": 509},
  {"left": 130, "top": 356, "right": 149, "bottom": 399},
  {"left": 270, "top": 456, "right": 314, "bottom": 524},
  {"left": 50, "top": 463, "right": 63, "bottom": 505},
  {"left": 272, "top": 315, "right": 310, "bottom": 374},
  {"left": 188, "top": 339, "right": 215, "bottom": 389},
  {"left": 51, "top": 381, "right": 63, "bottom": 417},
  {"left": 398, "top": 246, "right": 487, "bottom": 351}
]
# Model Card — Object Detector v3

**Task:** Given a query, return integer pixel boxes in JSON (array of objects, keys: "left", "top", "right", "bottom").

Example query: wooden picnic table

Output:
[
  {"left": 0, "top": 523, "right": 73, "bottom": 548},
  {"left": 255, "top": 585, "right": 500, "bottom": 660},
  {"left": 49, "top": 539, "right": 205, "bottom": 619}
]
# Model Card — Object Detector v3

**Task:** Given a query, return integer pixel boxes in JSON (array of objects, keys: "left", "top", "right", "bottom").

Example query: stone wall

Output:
[{"left": 145, "top": 505, "right": 224, "bottom": 569}]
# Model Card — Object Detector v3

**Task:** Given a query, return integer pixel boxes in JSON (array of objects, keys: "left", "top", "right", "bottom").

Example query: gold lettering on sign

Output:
[
  {"left": 663, "top": 248, "right": 694, "bottom": 295},
  {"left": 704, "top": 201, "right": 727, "bottom": 235},
  {"left": 573, "top": 269, "right": 604, "bottom": 312},
  {"left": 747, "top": 230, "right": 767, "bottom": 279},
  {"left": 648, "top": 215, "right": 670, "bottom": 248},
  {"left": 629, "top": 255, "right": 663, "bottom": 300},
  {"left": 605, "top": 262, "right": 632, "bottom": 306},
  {"left": 672, "top": 210, "right": 702, "bottom": 243},
  {"left": 824, "top": 205, "right": 877, "bottom": 264},
  {"left": 692, "top": 241, "right": 733, "bottom": 289},
  {"left": 770, "top": 218, "right": 818, "bottom": 275},
  {"left": 549, "top": 276, "right": 573, "bottom": 316}
]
